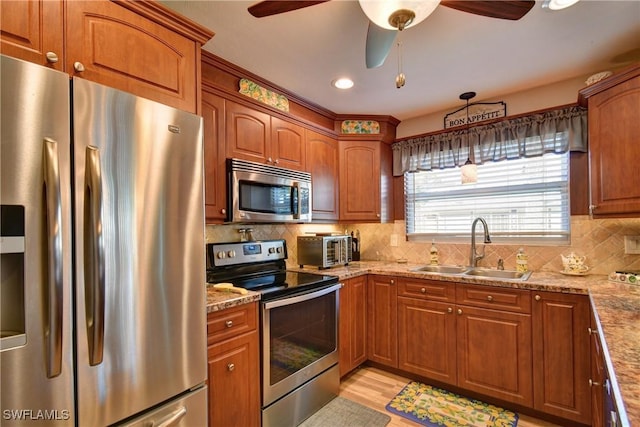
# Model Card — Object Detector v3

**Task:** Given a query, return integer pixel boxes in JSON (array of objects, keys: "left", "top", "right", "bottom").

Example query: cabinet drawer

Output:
[
  {"left": 207, "top": 303, "right": 258, "bottom": 345},
  {"left": 456, "top": 284, "right": 531, "bottom": 313},
  {"left": 397, "top": 278, "right": 456, "bottom": 302}
]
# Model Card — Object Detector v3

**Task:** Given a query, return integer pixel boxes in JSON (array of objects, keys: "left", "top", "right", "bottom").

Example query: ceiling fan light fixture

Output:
[
  {"left": 332, "top": 77, "right": 354, "bottom": 89},
  {"left": 541, "top": 0, "right": 580, "bottom": 10},
  {"left": 358, "top": 0, "right": 440, "bottom": 30}
]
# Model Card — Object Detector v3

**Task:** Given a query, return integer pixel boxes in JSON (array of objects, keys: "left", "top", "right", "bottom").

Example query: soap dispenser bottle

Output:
[
  {"left": 516, "top": 248, "right": 528, "bottom": 272},
  {"left": 430, "top": 240, "right": 439, "bottom": 265}
]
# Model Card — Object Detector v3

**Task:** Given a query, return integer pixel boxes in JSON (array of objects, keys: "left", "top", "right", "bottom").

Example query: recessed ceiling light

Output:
[
  {"left": 332, "top": 78, "right": 354, "bottom": 90},
  {"left": 542, "top": 0, "right": 580, "bottom": 10}
]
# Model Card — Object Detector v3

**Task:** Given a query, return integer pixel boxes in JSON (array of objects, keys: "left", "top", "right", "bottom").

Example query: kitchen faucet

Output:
[{"left": 470, "top": 217, "right": 491, "bottom": 267}]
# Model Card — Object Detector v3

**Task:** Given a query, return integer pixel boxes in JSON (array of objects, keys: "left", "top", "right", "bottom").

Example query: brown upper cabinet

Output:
[
  {"left": 1, "top": 0, "right": 213, "bottom": 114},
  {"left": 226, "top": 101, "right": 306, "bottom": 170},
  {"left": 339, "top": 137, "right": 394, "bottom": 222},
  {"left": 202, "top": 89, "right": 228, "bottom": 223},
  {"left": 579, "top": 63, "right": 640, "bottom": 218},
  {"left": 305, "top": 129, "right": 339, "bottom": 221}
]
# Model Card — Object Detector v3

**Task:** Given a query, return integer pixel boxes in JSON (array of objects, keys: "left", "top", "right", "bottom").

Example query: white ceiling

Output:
[{"left": 161, "top": 0, "right": 640, "bottom": 121}]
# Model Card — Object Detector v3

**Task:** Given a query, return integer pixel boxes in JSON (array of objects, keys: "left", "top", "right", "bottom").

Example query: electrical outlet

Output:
[
  {"left": 390, "top": 234, "right": 398, "bottom": 247},
  {"left": 624, "top": 235, "right": 640, "bottom": 254}
]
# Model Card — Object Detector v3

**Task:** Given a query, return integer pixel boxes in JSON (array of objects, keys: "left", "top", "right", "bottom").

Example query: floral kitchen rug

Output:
[{"left": 385, "top": 381, "right": 518, "bottom": 427}]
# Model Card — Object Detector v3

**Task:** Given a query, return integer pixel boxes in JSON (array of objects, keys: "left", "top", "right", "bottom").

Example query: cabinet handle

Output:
[
  {"left": 45, "top": 52, "right": 59, "bottom": 63},
  {"left": 420, "top": 288, "right": 426, "bottom": 294},
  {"left": 457, "top": 309, "right": 462, "bottom": 315},
  {"left": 486, "top": 295, "right": 493, "bottom": 302},
  {"left": 227, "top": 363, "right": 235, "bottom": 372},
  {"left": 74, "top": 62, "right": 85, "bottom": 72},
  {"left": 589, "top": 379, "right": 601, "bottom": 387},
  {"left": 447, "top": 307, "right": 453, "bottom": 314},
  {"left": 534, "top": 295, "right": 541, "bottom": 301},
  {"left": 225, "top": 320, "right": 233, "bottom": 328}
]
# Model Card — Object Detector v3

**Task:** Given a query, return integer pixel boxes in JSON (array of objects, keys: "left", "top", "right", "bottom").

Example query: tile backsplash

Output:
[{"left": 206, "top": 216, "right": 640, "bottom": 275}]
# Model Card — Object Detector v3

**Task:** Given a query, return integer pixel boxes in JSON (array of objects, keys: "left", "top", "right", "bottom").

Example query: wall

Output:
[
  {"left": 205, "top": 216, "right": 640, "bottom": 275},
  {"left": 397, "top": 74, "right": 590, "bottom": 138}
]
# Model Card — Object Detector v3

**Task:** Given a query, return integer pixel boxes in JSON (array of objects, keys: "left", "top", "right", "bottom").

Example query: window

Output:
[{"left": 405, "top": 152, "right": 570, "bottom": 244}]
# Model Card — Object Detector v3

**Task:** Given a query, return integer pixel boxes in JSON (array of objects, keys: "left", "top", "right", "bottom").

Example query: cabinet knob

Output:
[
  {"left": 227, "top": 363, "right": 235, "bottom": 372},
  {"left": 221, "top": 208, "right": 226, "bottom": 215},
  {"left": 589, "top": 204, "right": 597, "bottom": 216},
  {"left": 45, "top": 52, "right": 59, "bottom": 63},
  {"left": 420, "top": 288, "right": 426, "bottom": 294},
  {"left": 457, "top": 309, "right": 463, "bottom": 315},
  {"left": 589, "top": 379, "right": 601, "bottom": 387},
  {"left": 535, "top": 295, "right": 541, "bottom": 301},
  {"left": 267, "top": 157, "right": 273, "bottom": 163},
  {"left": 487, "top": 295, "right": 493, "bottom": 302},
  {"left": 390, "top": 280, "right": 395, "bottom": 285},
  {"left": 73, "top": 62, "right": 85, "bottom": 72},
  {"left": 225, "top": 320, "right": 233, "bottom": 328},
  {"left": 588, "top": 327, "right": 598, "bottom": 335},
  {"left": 274, "top": 159, "right": 279, "bottom": 164},
  {"left": 447, "top": 307, "right": 453, "bottom": 314},
  {"left": 376, "top": 213, "right": 381, "bottom": 218}
]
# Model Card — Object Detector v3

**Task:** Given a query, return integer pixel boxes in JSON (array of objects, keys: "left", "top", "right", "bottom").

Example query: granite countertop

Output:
[{"left": 204, "top": 262, "right": 639, "bottom": 425}]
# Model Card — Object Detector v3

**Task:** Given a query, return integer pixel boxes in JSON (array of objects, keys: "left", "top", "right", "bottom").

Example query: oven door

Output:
[{"left": 261, "top": 283, "right": 341, "bottom": 407}]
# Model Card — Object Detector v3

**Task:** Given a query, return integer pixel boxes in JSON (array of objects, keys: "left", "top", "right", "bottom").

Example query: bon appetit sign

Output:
[{"left": 444, "top": 101, "right": 506, "bottom": 129}]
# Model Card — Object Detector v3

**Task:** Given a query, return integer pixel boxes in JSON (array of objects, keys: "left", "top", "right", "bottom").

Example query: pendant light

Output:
[{"left": 460, "top": 91, "right": 477, "bottom": 184}]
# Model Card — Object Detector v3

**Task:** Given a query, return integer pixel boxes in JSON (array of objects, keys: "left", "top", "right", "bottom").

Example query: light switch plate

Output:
[
  {"left": 390, "top": 234, "right": 398, "bottom": 247},
  {"left": 624, "top": 235, "right": 640, "bottom": 254}
]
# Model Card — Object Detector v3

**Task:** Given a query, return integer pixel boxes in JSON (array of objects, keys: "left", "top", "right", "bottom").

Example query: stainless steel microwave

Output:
[{"left": 227, "top": 158, "right": 312, "bottom": 223}]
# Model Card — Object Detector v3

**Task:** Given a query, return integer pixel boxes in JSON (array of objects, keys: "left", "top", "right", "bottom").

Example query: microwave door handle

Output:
[
  {"left": 292, "top": 182, "right": 300, "bottom": 219},
  {"left": 43, "top": 138, "right": 63, "bottom": 378}
]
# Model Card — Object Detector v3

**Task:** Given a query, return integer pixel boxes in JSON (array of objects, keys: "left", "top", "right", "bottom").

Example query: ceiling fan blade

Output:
[
  {"left": 365, "top": 22, "right": 397, "bottom": 69},
  {"left": 440, "top": 0, "right": 535, "bottom": 20},
  {"left": 248, "top": 1, "right": 329, "bottom": 18}
]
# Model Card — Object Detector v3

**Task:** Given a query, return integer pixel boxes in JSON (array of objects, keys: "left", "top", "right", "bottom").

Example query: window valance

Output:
[{"left": 392, "top": 106, "right": 587, "bottom": 176}]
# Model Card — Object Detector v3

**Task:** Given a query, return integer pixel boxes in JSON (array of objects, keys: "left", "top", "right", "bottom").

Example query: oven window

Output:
[
  {"left": 239, "top": 181, "right": 292, "bottom": 214},
  {"left": 267, "top": 291, "right": 337, "bottom": 386}
]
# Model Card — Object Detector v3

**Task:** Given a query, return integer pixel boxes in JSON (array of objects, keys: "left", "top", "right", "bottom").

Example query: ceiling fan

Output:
[{"left": 248, "top": 1, "right": 535, "bottom": 69}]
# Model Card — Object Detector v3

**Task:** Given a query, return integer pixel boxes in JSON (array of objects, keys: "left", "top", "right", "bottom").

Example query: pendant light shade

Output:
[
  {"left": 359, "top": 0, "right": 440, "bottom": 30},
  {"left": 460, "top": 91, "right": 477, "bottom": 184}
]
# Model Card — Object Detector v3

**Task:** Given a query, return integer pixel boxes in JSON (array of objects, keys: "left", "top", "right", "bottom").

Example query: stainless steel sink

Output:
[
  {"left": 463, "top": 268, "right": 532, "bottom": 281},
  {"left": 411, "top": 265, "right": 468, "bottom": 274}
]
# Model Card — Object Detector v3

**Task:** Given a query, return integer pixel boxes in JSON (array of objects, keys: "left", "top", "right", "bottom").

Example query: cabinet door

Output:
[
  {"left": 0, "top": 0, "right": 64, "bottom": 70},
  {"left": 532, "top": 292, "right": 591, "bottom": 423},
  {"left": 305, "top": 129, "right": 339, "bottom": 221},
  {"left": 271, "top": 116, "right": 305, "bottom": 170},
  {"left": 225, "top": 101, "right": 271, "bottom": 163},
  {"left": 66, "top": 0, "right": 199, "bottom": 113},
  {"left": 398, "top": 297, "right": 456, "bottom": 384},
  {"left": 588, "top": 74, "right": 640, "bottom": 216},
  {"left": 457, "top": 305, "right": 533, "bottom": 407},
  {"left": 207, "top": 331, "right": 260, "bottom": 427},
  {"left": 339, "top": 276, "right": 367, "bottom": 377},
  {"left": 202, "top": 91, "right": 227, "bottom": 223},
  {"left": 367, "top": 276, "right": 397, "bottom": 367},
  {"left": 339, "top": 141, "right": 381, "bottom": 221}
]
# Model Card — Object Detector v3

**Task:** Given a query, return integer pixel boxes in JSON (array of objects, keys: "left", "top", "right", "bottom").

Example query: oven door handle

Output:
[{"left": 263, "top": 283, "right": 343, "bottom": 310}]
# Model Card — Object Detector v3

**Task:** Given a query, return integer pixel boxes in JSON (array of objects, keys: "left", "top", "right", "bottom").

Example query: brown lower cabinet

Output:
[
  {"left": 206, "top": 303, "right": 260, "bottom": 427},
  {"left": 339, "top": 276, "right": 368, "bottom": 377},
  {"left": 365, "top": 275, "right": 592, "bottom": 424}
]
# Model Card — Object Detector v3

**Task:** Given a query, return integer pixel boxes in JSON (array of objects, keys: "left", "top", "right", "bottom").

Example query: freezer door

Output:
[
  {"left": 0, "top": 55, "right": 74, "bottom": 425},
  {"left": 72, "top": 78, "right": 207, "bottom": 426},
  {"left": 119, "top": 386, "right": 208, "bottom": 427}
]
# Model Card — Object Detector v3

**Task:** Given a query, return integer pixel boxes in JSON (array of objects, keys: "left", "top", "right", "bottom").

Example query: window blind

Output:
[{"left": 405, "top": 152, "right": 570, "bottom": 244}]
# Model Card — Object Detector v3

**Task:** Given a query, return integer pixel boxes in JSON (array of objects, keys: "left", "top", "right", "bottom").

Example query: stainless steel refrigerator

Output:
[{"left": 1, "top": 55, "right": 207, "bottom": 426}]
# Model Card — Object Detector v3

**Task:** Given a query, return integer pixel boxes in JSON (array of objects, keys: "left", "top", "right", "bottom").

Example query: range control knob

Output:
[
  {"left": 227, "top": 250, "right": 236, "bottom": 258},
  {"left": 216, "top": 251, "right": 226, "bottom": 259},
  {"left": 268, "top": 247, "right": 276, "bottom": 254},
  {"left": 276, "top": 247, "right": 283, "bottom": 254}
]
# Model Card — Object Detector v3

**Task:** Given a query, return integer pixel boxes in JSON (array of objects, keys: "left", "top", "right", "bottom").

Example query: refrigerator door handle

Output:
[
  {"left": 43, "top": 137, "right": 63, "bottom": 378},
  {"left": 152, "top": 406, "right": 187, "bottom": 427},
  {"left": 84, "top": 145, "right": 105, "bottom": 366}
]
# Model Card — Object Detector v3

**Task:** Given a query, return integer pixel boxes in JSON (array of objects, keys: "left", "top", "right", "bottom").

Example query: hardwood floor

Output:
[{"left": 338, "top": 366, "right": 561, "bottom": 427}]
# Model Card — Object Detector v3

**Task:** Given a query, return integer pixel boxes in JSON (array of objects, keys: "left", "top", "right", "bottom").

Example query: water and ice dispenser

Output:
[{"left": 1, "top": 205, "right": 26, "bottom": 350}]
